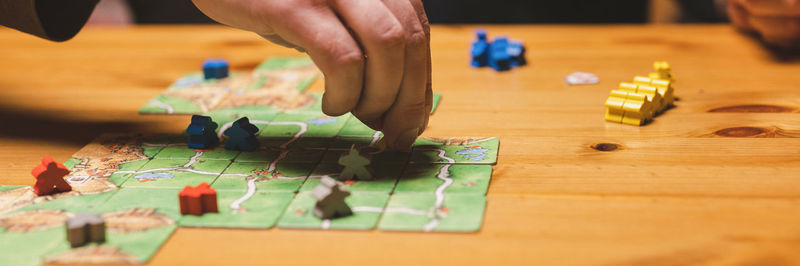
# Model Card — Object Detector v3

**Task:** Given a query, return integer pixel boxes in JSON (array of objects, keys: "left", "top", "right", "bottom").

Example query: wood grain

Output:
[{"left": 1, "top": 24, "right": 799, "bottom": 265}]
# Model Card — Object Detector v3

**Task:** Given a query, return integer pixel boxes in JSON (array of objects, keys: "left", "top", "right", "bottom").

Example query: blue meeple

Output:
[
  {"left": 186, "top": 115, "right": 219, "bottom": 149},
  {"left": 202, "top": 58, "right": 229, "bottom": 80},
  {"left": 469, "top": 29, "right": 527, "bottom": 72},
  {"left": 223, "top": 117, "right": 260, "bottom": 152}
]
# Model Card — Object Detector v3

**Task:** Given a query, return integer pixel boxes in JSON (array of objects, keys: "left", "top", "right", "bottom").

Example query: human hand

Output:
[
  {"left": 191, "top": 0, "right": 432, "bottom": 150},
  {"left": 728, "top": 0, "right": 800, "bottom": 47}
]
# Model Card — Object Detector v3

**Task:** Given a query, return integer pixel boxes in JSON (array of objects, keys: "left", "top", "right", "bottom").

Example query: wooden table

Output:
[{"left": 1, "top": 24, "right": 799, "bottom": 265}]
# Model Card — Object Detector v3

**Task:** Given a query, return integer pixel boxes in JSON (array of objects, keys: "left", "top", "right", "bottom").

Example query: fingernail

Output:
[{"left": 394, "top": 127, "right": 419, "bottom": 151}]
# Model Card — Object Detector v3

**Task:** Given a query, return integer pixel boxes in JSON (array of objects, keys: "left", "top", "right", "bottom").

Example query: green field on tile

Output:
[
  {"left": 0, "top": 227, "right": 69, "bottom": 266},
  {"left": 179, "top": 191, "right": 293, "bottom": 228},
  {"left": 120, "top": 159, "right": 230, "bottom": 189},
  {"left": 14, "top": 191, "right": 116, "bottom": 214},
  {"left": 96, "top": 188, "right": 182, "bottom": 220},
  {"left": 258, "top": 113, "right": 350, "bottom": 147},
  {"left": 277, "top": 192, "right": 389, "bottom": 230},
  {"left": 394, "top": 164, "right": 492, "bottom": 194},
  {"left": 378, "top": 193, "right": 486, "bottom": 232},
  {"left": 212, "top": 162, "right": 314, "bottom": 192}
]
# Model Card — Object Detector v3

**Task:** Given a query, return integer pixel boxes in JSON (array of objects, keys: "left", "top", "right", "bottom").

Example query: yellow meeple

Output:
[{"left": 604, "top": 61, "right": 675, "bottom": 126}]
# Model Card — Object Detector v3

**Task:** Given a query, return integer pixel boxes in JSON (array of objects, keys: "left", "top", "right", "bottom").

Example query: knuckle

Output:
[
  {"left": 406, "top": 30, "right": 428, "bottom": 49},
  {"left": 375, "top": 23, "right": 406, "bottom": 47},
  {"left": 332, "top": 50, "right": 364, "bottom": 69}
]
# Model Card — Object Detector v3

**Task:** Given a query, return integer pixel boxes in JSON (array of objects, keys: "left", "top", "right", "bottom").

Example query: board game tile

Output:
[
  {"left": 179, "top": 191, "right": 294, "bottom": 228},
  {"left": 71, "top": 133, "right": 171, "bottom": 161},
  {"left": 212, "top": 161, "right": 315, "bottom": 192},
  {"left": 394, "top": 164, "right": 492, "bottom": 195},
  {"left": 208, "top": 111, "right": 278, "bottom": 132},
  {"left": 0, "top": 185, "right": 27, "bottom": 192},
  {"left": 0, "top": 226, "right": 69, "bottom": 266},
  {"left": 336, "top": 115, "right": 379, "bottom": 137},
  {"left": 409, "top": 137, "right": 499, "bottom": 165},
  {"left": 139, "top": 94, "right": 203, "bottom": 114},
  {"left": 259, "top": 112, "right": 349, "bottom": 139},
  {"left": 233, "top": 147, "right": 324, "bottom": 164},
  {"left": 119, "top": 159, "right": 230, "bottom": 189},
  {"left": 299, "top": 163, "right": 405, "bottom": 193},
  {"left": 320, "top": 147, "right": 409, "bottom": 165},
  {"left": 107, "top": 159, "right": 150, "bottom": 186},
  {"left": 97, "top": 188, "right": 183, "bottom": 220},
  {"left": 104, "top": 223, "right": 177, "bottom": 263},
  {"left": 40, "top": 218, "right": 176, "bottom": 264},
  {"left": 377, "top": 193, "right": 486, "bottom": 232},
  {"left": 254, "top": 56, "right": 315, "bottom": 71},
  {"left": 13, "top": 190, "right": 118, "bottom": 214},
  {"left": 277, "top": 192, "right": 390, "bottom": 230},
  {"left": 153, "top": 144, "right": 239, "bottom": 161}
]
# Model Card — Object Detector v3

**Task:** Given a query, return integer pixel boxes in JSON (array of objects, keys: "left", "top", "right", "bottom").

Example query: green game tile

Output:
[
  {"left": 377, "top": 193, "right": 486, "bottom": 232},
  {"left": 207, "top": 111, "right": 278, "bottom": 132},
  {"left": 179, "top": 191, "right": 294, "bottom": 228},
  {"left": 336, "top": 115, "right": 379, "bottom": 137},
  {"left": 254, "top": 56, "right": 315, "bottom": 71},
  {"left": 0, "top": 227, "right": 69, "bottom": 266},
  {"left": 277, "top": 192, "right": 389, "bottom": 230},
  {"left": 139, "top": 94, "right": 203, "bottom": 114},
  {"left": 211, "top": 162, "right": 315, "bottom": 192},
  {"left": 0, "top": 185, "right": 26, "bottom": 192},
  {"left": 299, "top": 163, "right": 405, "bottom": 193},
  {"left": 108, "top": 159, "right": 150, "bottom": 186},
  {"left": 97, "top": 188, "right": 183, "bottom": 220},
  {"left": 105, "top": 224, "right": 177, "bottom": 262},
  {"left": 13, "top": 190, "right": 119, "bottom": 214},
  {"left": 153, "top": 145, "right": 240, "bottom": 161},
  {"left": 139, "top": 134, "right": 178, "bottom": 158},
  {"left": 320, "top": 147, "right": 409, "bottom": 165},
  {"left": 394, "top": 164, "right": 492, "bottom": 195},
  {"left": 119, "top": 159, "right": 230, "bottom": 189},
  {"left": 233, "top": 147, "right": 325, "bottom": 164},
  {"left": 409, "top": 137, "right": 499, "bottom": 165},
  {"left": 258, "top": 112, "right": 350, "bottom": 145}
]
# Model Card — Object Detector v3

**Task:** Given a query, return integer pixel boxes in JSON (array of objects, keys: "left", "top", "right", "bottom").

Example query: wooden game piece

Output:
[
  {"left": 202, "top": 59, "right": 229, "bottom": 80},
  {"left": 311, "top": 176, "right": 352, "bottom": 219},
  {"left": 338, "top": 145, "right": 372, "bottom": 180},
  {"left": 179, "top": 182, "right": 218, "bottom": 216},
  {"left": 471, "top": 29, "right": 490, "bottom": 67},
  {"left": 471, "top": 30, "right": 527, "bottom": 71},
  {"left": 223, "top": 117, "right": 260, "bottom": 151},
  {"left": 31, "top": 156, "right": 72, "bottom": 196},
  {"left": 66, "top": 213, "right": 105, "bottom": 248},
  {"left": 186, "top": 115, "right": 219, "bottom": 149}
]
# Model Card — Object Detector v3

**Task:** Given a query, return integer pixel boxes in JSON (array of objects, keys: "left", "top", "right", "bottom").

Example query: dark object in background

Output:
[
  {"left": 423, "top": 0, "right": 650, "bottom": 23},
  {"left": 127, "top": 0, "right": 214, "bottom": 24},
  {"left": 675, "top": 0, "right": 728, "bottom": 22}
]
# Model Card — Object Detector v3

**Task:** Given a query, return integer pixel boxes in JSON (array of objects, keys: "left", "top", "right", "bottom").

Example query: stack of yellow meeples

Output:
[{"left": 604, "top": 61, "right": 675, "bottom": 126}]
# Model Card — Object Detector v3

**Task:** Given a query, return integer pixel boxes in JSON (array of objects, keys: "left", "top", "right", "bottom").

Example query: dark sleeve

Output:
[{"left": 0, "top": 0, "right": 99, "bottom": 42}]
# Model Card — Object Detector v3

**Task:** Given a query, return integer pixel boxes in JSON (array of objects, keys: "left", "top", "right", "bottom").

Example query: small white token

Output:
[{"left": 565, "top": 72, "right": 599, "bottom": 85}]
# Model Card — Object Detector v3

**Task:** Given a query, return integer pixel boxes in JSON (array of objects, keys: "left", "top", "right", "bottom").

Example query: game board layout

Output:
[{"left": 0, "top": 57, "right": 496, "bottom": 265}]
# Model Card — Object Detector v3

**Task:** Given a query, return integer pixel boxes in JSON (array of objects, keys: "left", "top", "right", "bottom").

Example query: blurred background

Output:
[{"left": 87, "top": 0, "right": 730, "bottom": 25}]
